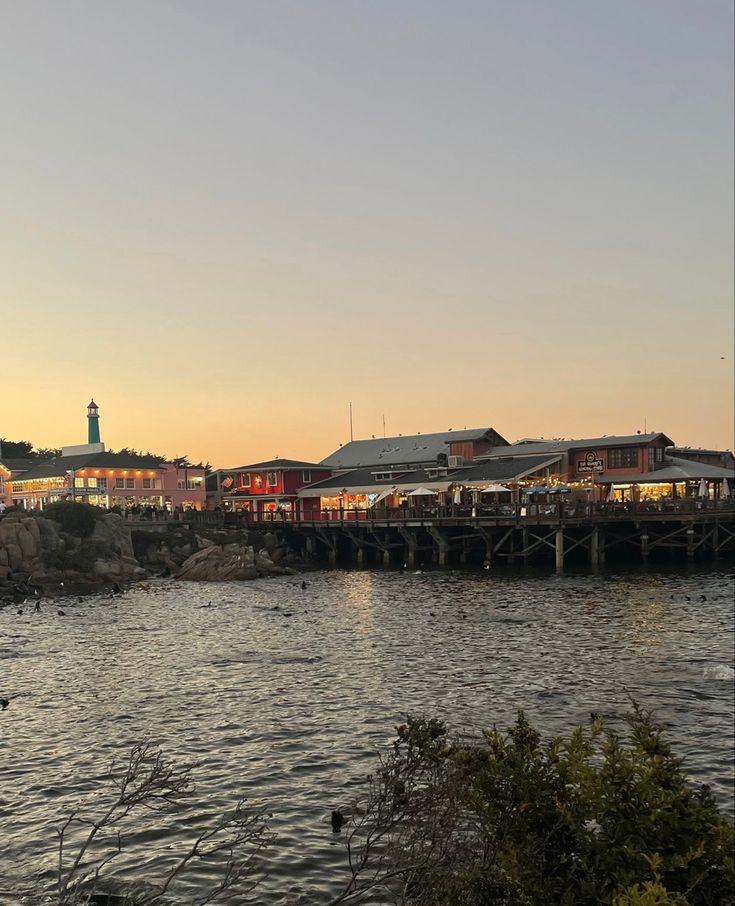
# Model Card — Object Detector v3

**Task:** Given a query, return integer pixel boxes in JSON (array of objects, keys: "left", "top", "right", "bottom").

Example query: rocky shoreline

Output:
[{"left": 0, "top": 507, "right": 303, "bottom": 604}]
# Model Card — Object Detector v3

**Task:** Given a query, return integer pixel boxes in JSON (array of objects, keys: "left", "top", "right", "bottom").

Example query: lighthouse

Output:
[
  {"left": 87, "top": 399, "right": 101, "bottom": 444},
  {"left": 61, "top": 400, "right": 106, "bottom": 456}
]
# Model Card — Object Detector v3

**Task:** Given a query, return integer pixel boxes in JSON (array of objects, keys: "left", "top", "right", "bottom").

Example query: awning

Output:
[
  {"left": 481, "top": 484, "right": 512, "bottom": 493},
  {"left": 297, "top": 485, "right": 391, "bottom": 498},
  {"left": 392, "top": 480, "right": 452, "bottom": 493}
]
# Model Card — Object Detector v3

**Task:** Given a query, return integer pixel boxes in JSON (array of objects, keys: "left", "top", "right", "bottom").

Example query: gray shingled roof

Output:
[
  {"left": 451, "top": 455, "right": 562, "bottom": 483},
  {"left": 298, "top": 456, "right": 560, "bottom": 496},
  {"left": 320, "top": 427, "right": 508, "bottom": 469},
  {"left": 10, "top": 452, "right": 165, "bottom": 482},
  {"left": 597, "top": 457, "right": 734, "bottom": 483},
  {"left": 220, "top": 458, "right": 326, "bottom": 472},
  {"left": 0, "top": 458, "right": 35, "bottom": 473},
  {"left": 479, "top": 432, "right": 674, "bottom": 459}
]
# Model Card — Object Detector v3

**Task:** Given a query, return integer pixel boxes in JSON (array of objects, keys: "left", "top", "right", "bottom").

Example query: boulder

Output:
[
  {"left": 90, "top": 514, "right": 135, "bottom": 559},
  {"left": 176, "top": 543, "right": 287, "bottom": 582}
]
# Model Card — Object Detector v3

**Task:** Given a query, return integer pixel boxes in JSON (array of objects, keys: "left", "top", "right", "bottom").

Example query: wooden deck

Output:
[{"left": 190, "top": 501, "right": 735, "bottom": 570}]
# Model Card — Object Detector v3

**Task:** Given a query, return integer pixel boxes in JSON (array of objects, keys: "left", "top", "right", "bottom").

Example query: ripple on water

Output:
[{"left": 0, "top": 567, "right": 733, "bottom": 903}]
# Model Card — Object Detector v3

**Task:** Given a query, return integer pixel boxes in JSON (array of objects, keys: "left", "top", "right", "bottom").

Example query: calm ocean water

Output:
[{"left": 1, "top": 566, "right": 734, "bottom": 904}]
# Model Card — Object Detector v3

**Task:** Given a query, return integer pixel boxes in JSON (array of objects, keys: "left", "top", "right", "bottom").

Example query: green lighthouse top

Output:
[{"left": 87, "top": 399, "right": 101, "bottom": 444}]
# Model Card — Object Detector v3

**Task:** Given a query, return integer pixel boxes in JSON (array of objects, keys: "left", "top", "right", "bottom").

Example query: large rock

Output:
[
  {"left": 176, "top": 543, "right": 292, "bottom": 582},
  {"left": 90, "top": 513, "right": 135, "bottom": 559}
]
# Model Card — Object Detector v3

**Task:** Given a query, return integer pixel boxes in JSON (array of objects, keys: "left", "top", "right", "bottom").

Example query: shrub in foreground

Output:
[{"left": 336, "top": 706, "right": 734, "bottom": 905}]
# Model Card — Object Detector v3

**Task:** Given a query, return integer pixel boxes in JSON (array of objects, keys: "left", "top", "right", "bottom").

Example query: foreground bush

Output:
[
  {"left": 39, "top": 708, "right": 733, "bottom": 905},
  {"left": 43, "top": 501, "right": 99, "bottom": 538},
  {"left": 335, "top": 706, "right": 734, "bottom": 905}
]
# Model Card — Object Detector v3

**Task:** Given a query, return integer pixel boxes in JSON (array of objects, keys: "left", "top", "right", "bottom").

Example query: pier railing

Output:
[{"left": 200, "top": 498, "right": 735, "bottom": 529}]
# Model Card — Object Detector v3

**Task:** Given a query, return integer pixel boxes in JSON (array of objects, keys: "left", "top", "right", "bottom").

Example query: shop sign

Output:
[{"left": 577, "top": 451, "right": 604, "bottom": 473}]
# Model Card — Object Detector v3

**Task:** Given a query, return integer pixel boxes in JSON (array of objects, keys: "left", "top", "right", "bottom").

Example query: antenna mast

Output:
[{"left": 349, "top": 402, "right": 354, "bottom": 442}]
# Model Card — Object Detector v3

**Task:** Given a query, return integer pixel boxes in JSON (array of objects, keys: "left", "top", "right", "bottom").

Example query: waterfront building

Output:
[
  {"left": 206, "top": 459, "right": 332, "bottom": 516},
  {"left": 0, "top": 457, "right": 34, "bottom": 508},
  {"left": 297, "top": 429, "right": 734, "bottom": 514},
  {"left": 474, "top": 433, "right": 734, "bottom": 501},
  {"left": 7, "top": 401, "right": 205, "bottom": 511}
]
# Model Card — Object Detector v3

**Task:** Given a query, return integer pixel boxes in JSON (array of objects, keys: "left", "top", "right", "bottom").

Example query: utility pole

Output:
[{"left": 349, "top": 402, "right": 354, "bottom": 442}]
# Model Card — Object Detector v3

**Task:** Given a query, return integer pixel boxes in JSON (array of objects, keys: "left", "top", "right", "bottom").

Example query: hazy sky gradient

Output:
[{"left": 2, "top": 0, "right": 732, "bottom": 466}]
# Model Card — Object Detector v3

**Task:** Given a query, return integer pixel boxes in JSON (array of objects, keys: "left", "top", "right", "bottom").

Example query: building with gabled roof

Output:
[
  {"left": 206, "top": 458, "right": 332, "bottom": 516},
  {"left": 320, "top": 426, "right": 509, "bottom": 471},
  {"left": 7, "top": 402, "right": 205, "bottom": 511}
]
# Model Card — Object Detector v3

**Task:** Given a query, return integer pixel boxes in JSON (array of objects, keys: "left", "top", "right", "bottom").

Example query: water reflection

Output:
[{"left": 0, "top": 566, "right": 733, "bottom": 903}]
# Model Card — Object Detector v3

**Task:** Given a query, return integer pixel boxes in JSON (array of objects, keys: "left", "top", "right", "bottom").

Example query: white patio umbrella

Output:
[
  {"left": 607, "top": 485, "right": 616, "bottom": 502},
  {"left": 697, "top": 478, "right": 708, "bottom": 498},
  {"left": 722, "top": 478, "right": 731, "bottom": 499},
  {"left": 408, "top": 487, "right": 436, "bottom": 497},
  {"left": 483, "top": 484, "right": 511, "bottom": 493},
  {"left": 453, "top": 488, "right": 462, "bottom": 505}
]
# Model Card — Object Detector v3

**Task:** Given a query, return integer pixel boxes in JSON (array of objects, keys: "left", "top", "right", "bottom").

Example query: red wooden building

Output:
[{"left": 206, "top": 459, "right": 332, "bottom": 516}]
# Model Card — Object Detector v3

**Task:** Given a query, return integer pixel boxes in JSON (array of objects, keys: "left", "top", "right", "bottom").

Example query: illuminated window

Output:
[
  {"left": 253, "top": 475, "right": 263, "bottom": 489},
  {"left": 186, "top": 478, "right": 201, "bottom": 490}
]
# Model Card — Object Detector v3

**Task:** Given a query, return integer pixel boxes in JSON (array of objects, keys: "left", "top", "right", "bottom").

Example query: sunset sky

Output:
[{"left": 1, "top": 0, "right": 733, "bottom": 467}]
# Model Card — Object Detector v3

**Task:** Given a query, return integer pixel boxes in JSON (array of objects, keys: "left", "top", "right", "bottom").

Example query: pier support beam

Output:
[
  {"left": 641, "top": 532, "right": 649, "bottom": 562},
  {"left": 687, "top": 527, "right": 695, "bottom": 560},
  {"left": 590, "top": 526, "right": 600, "bottom": 568},
  {"left": 428, "top": 527, "right": 450, "bottom": 568},
  {"left": 398, "top": 527, "right": 418, "bottom": 569},
  {"left": 555, "top": 529, "right": 564, "bottom": 572},
  {"left": 522, "top": 528, "right": 530, "bottom": 564}
]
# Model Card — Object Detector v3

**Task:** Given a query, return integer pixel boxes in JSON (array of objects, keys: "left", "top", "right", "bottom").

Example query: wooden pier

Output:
[{"left": 194, "top": 501, "right": 735, "bottom": 571}]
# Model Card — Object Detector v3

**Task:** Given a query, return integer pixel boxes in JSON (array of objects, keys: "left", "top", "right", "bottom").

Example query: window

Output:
[
  {"left": 177, "top": 479, "right": 185, "bottom": 490},
  {"left": 239, "top": 473, "right": 251, "bottom": 487},
  {"left": 186, "top": 478, "right": 200, "bottom": 490},
  {"left": 86, "top": 477, "right": 97, "bottom": 488},
  {"left": 302, "top": 470, "right": 311, "bottom": 483},
  {"left": 648, "top": 446, "right": 665, "bottom": 469},
  {"left": 97, "top": 478, "right": 107, "bottom": 489},
  {"left": 253, "top": 474, "right": 263, "bottom": 489},
  {"left": 143, "top": 478, "right": 151, "bottom": 489},
  {"left": 267, "top": 471, "right": 277, "bottom": 487},
  {"left": 115, "top": 477, "right": 125, "bottom": 489},
  {"left": 126, "top": 478, "right": 135, "bottom": 489},
  {"left": 373, "top": 472, "right": 394, "bottom": 481},
  {"left": 608, "top": 447, "right": 638, "bottom": 469},
  {"left": 75, "top": 478, "right": 84, "bottom": 488}
]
